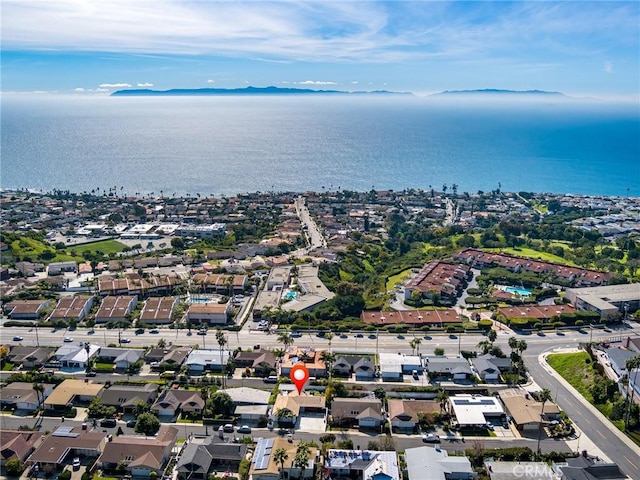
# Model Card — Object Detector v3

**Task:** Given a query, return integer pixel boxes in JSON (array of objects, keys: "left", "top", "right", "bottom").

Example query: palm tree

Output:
[
  {"left": 293, "top": 443, "right": 311, "bottom": 480},
  {"left": 32, "top": 383, "right": 44, "bottom": 409},
  {"left": 436, "top": 390, "right": 449, "bottom": 414},
  {"left": 537, "top": 388, "right": 552, "bottom": 453},
  {"left": 216, "top": 329, "right": 227, "bottom": 387},
  {"left": 325, "top": 332, "right": 334, "bottom": 352},
  {"left": 508, "top": 336, "right": 518, "bottom": 355},
  {"left": 273, "top": 447, "right": 289, "bottom": 480},
  {"left": 487, "top": 329, "right": 497, "bottom": 346},
  {"left": 624, "top": 355, "right": 640, "bottom": 431},
  {"left": 476, "top": 340, "right": 492, "bottom": 355},
  {"left": 320, "top": 351, "right": 336, "bottom": 380},
  {"left": 277, "top": 332, "right": 294, "bottom": 349},
  {"left": 409, "top": 338, "right": 422, "bottom": 356}
]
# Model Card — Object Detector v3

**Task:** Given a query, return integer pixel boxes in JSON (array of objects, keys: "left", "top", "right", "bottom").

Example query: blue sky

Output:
[{"left": 2, "top": 1, "right": 639, "bottom": 99}]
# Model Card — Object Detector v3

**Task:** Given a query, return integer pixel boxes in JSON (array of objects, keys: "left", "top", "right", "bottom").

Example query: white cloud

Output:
[
  {"left": 604, "top": 61, "right": 613, "bottom": 73},
  {"left": 137, "top": 82, "right": 154, "bottom": 87},
  {"left": 297, "top": 80, "right": 337, "bottom": 85},
  {"left": 207, "top": 79, "right": 215, "bottom": 84},
  {"left": 99, "top": 83, "right": 132, "bottom": 88},
  {"left": 95, "top": 88, "right": 111, "bottom": 92},
  {"left": 74, "top": 87, "right": 85, "bottom": 92},
  {"left": 351, "top": 81, "right": 359, "bottom": 84}
]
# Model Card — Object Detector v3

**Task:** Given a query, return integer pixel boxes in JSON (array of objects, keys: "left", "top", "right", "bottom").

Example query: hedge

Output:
[{"left": 478, "top": 319, "right": 493, "bottom": 330}]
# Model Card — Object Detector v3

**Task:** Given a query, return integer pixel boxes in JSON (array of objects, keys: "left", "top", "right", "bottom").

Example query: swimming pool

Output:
[
  {"left": 504, "top": 286, "right": 532, "bottom": 296},
  {"left": 284, "top": 291, "right": 297, "bottom": 300},
  {"left": 187, "top": 294, "right": 217, "bottom": 304}
]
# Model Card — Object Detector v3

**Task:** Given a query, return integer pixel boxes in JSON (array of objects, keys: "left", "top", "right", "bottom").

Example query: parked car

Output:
[
  {"left": 237, "top": 425, "right": 251, "bottom": 434},
  {"left": 197, "top": 329, "right": 207, "bottom": 335},
  {"left": 263, "top": 375, "right": 279, "bottom": 384},
  {"left": 223, "top": 424, "right": 234, "bottom": 433},
  {"left": 150, "top": 329, "right": 159, "bottom": 334},
  {"left": 120, "top": 338, "right": 131, "bottom": 343},
  {"left": 85, "top": 371, "right": 97, "bottom": 377},
  {"left": 72, "top": 457, "right": 81, "bottom": 470},
  {"left": 422, "top": 434, "right": 440, "bottom": 443},
  {"left": 12, "top": 336, "right": 23, "bottom": 341},
  {"left": 100, "top": 418, "right": 117, "bottom": 428},
  {"left": 486, "top": 422, "right": 494, "bottom": 431},
  {"left": 126, "top": 419, "right": 137, "bottom": 428},
  {"left": 412, "top": 370, "right": 420, "bottom": 380},
  {"left": 63, "top": 337, "right": 73, "bottom": 342}
]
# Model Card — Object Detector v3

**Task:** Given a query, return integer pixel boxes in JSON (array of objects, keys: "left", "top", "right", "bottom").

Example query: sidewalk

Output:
[{"left": 539, "top": 348, "right": 640, "bottom": 460}]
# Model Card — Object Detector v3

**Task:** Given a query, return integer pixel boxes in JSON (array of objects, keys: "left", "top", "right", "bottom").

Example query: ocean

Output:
[{"left": 1, "top": 95, "right": 638, "bottom": 197}]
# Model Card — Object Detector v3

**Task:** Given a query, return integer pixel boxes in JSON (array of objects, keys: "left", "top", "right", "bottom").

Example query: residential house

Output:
[
  {"left": 553, "top": 451, "right": 630, "bottom": 480},
  {"left": 0, "top": 430, "right": 43, "bottom": 467},
  {"left": 271, "top": 391, "right": 326, "bottom": 426},
  {"left": 48, "top": 261, "right": 77, "bottom": 275},
  {"left": 387, "top": 399, "right": 440, "bottom": 433},
  {"left": 94, "top": 295, "right": 138, "bottom": 324},
  {"left": 185, "top": 349, "right": 231, "bottom": 374},
  {"left": 361, "top": 309, "right": 460, "bottom": 328},
  {"left": 234, "top": 349, "right": 277, "bottom": 376},
  {"left": 332, "top": 356, "right": 376, "bottom": 381},
  {"left": 424, "top": 356, "right": 473, "bottom": 382},
  {"left": 7, "top": 346, "right": 54, "bottom": 370},
  {"left": 331, "top": 397, "right": 384, "bottom": 430},
  {"left": 98, "top": 384, "right": 159, "bottom": 413},
  {"left": 604, "top": 347, "right": 639, "bottom": 379},
  {"left": 377, "top": 353, "right": 422, "bottom": 381},
  {"left": 43, "top": 379, "right": 104, "bottom": 412},
  {"left": 484, "top": 461, "right": 556, "bottom": 480},
  {"left": 496, "top": 305, "right": 576, "bottom": 324},
  {"left": 325, "top": 449, "right": 400, "bottom": 480},
  {"left": 0, "top": 382, "right": 55, "bottom": 411},
  {"left": 500, "top": 392, "right": 561, "bottom": 432},
  {"left": 151, "top": 389, "right": 205, "bottom": 417},
  {"left": 29, "top": 426, "right": 107, "bottom": 474},
  {"left": 98, "top": 426, "right": 178, "bottom": 478},
  {"left": 3, "top": 299, "right": 50, "bottom": 320},
  {"left": 145, "top": 346, "right": 190, "bottom": 368},
  {"left": 250, "top": 437, "right": 315, "bottom": 480},
  {"left": 96, "top": 347, "right": 144, "bottom": 371},
  {"left": 219, "top": 387, "right": 271, "bottom": 406},
  {"left": 53, "top": 343, "right": 100, "bottom": 370},
  {"left": 471, "top": 355, "right": 512, "bottom": 383},
  {"left": 448, "top": 395, "right": 505, "bottom": 429},
  {"left": 404, "top": 445, "right": 475, "bottom": 480},
  {"left": 404, "top": 261, "right": 471, "bottom": 304},
  {"left": 186, "top": 302, "right": 231, "bottom": 326},
  {"left": 48, "top": 295, "right": 94, "bottom": 323},
  {"left": 177, "top": 438, "right": 248, "bottom": 480},
  {"left": 191, "top": 273, "right": 249, "bottom": 294},
  {"left": 280, "top": 347, "right": 327, "bottom": 378}
]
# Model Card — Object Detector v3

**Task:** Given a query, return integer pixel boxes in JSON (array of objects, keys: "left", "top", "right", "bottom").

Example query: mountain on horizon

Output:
[
  {"left": 432, "top": 88, "right": 566, "bottom": 97},
  {"left": 111, "top": 85, "right": 413, "bottom": 97}
]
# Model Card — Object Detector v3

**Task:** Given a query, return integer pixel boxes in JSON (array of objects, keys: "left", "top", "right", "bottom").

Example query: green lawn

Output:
[
  {"left": 70, "top": 239, "right": 127, "bottom": 255},
  {"left": 486, "top": 246, "right": 576, "bottom": 266},
  {"left": 546, "top": 351, "right": 595, "bottom": 402},
  {"left": 339, "top": 269, "right": 354, "bottom": 281},
  {"left": 386, "top": 269, "right": 412, "bottom": 291}
]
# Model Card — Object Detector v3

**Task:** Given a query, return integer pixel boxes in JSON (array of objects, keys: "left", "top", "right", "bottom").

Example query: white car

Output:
[
  {"left": 237, "top": 425, "right": 252, "bottom": 434},
  {"left": 422, "top": 434, "right": 440, "bottom": 443},
  {"left": 72, "top": 458, "right": 81, "bottom": 469},
  {"left": 63, "top": 337, "right": 73, "bottom": 342}
]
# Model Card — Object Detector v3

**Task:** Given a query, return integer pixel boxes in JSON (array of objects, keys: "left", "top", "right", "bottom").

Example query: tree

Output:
[
  {"left": 320, "top": 351, "right": 336, "bottom": 380},
  {"left": 170, "top": 237, "right": 185, "bottom": 249},
  {"left": 32, "top": 382, "right": 44, "bottom": 408},
  {"left": 436, "top": 390, "right": 449, "bottom": 414},
  {"left": 476, "top": 340, "right": 492, "bottom": 355},
  {"left": 434, "top": 347, "right": 445, "bottom": 356},
  {"left": 409, "top": 338, "right": 422, "bottom": 356},
  {"left": 624, "top": 355, "right": 640, "bottom": 431},
  {"left": 277, "top": 332, "right": 294, "bottom": 349},
  {"left": 536, "top": 388, "right": 552, "bottom": 453},
  {"left": 134, "top": 412, "right": 160, "bottom": 436},
  {"left": 325, "top": 332, "right": 334, "bottom": 352},
  {"left": 293, "top": 443, "right": 311, "bottom": 480},
  {"left": 5, "top": 458, "right": 22, "bottom": 476},
  {"left": 487, "top": 329, "right": 497, "bottom": 345},
  {"left": 276, "top": 407, "right": 296, "bottom": 427},
  {"left": 209, "top": 391, "right": 233, "bottom": 416},
  {"left": 133, "top": 400, "right": 149, "bottom": 417},
  {"left": 216, "top": 329, "right": 228, "bottom": 386},
  {"left": 273, "top": 447, "right": 289, "bottom": 480}
]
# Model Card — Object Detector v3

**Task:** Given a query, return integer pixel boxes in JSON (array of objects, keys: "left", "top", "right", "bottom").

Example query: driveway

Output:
[{"left": 296, "top": 414, "right": 326, "bottom": 432}]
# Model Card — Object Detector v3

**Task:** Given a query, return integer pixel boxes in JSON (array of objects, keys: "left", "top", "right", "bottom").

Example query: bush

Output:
[
  {"left": 58, "top": 471, "right": 72, "bottom": 480},
  {"left": 478, "top": 319, "right": 493, "bottom": 330}
]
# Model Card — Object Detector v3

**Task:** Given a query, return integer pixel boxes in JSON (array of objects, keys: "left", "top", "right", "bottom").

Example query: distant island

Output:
[
  {"left": 111, "top": 85, "right": 413, "bottom": 96},
  {"left": 431, "top": 88, "right": 566, "bottom": 97}
]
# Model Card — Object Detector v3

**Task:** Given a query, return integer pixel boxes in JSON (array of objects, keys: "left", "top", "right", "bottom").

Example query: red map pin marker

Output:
[{"left": 290, "top": 363, "right": 310, "bottom": 395}]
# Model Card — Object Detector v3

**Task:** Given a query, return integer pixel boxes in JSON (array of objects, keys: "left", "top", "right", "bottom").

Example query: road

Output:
[
  {"left": 295, "top": 196, "right": 326, "bottom": 251},
  {"left": 0, "top": 413, "right": 572, "bottom": 454},
  {"left": 4, "top": 322, "right": 640, "bottom": 474}
]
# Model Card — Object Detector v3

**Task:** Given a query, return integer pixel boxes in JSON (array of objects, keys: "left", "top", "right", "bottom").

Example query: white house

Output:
[
  {"left": 185, "top": 349, "right": 231, "bottom": 373},
  {"left": 55, "top": 343, "right": 100, "bottom": 370}
]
